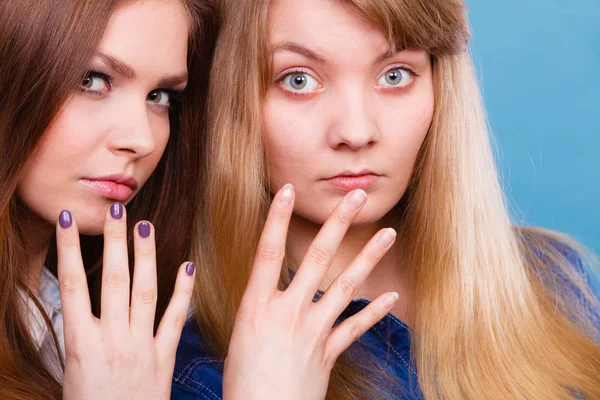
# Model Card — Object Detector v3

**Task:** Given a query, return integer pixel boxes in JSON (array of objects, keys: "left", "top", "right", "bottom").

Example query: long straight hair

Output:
[
  {"left": 192, "top": 0, "right": 600, "bottom": 398},
  {"left": 0, "top": 1, "right": 218, "bottom": 398}
]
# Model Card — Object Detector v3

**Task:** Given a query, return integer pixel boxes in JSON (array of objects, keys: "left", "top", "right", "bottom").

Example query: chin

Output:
[
  {"left": 296, "top": 200, "right": 397, "bottom": 227},
  {"left": 65, "top": 205, "right": 110, "bottom": 236}
]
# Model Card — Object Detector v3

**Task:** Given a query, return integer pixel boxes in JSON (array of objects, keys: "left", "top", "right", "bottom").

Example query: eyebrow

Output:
[
  {"left": 94, "top": 51, "right": 189, "bottom": 88},
  {"left": 270, "top": 42, "right": 329, "bottom": 66},
  {"left": 270, "top": 41, "right": 405, "bottom": 67}
]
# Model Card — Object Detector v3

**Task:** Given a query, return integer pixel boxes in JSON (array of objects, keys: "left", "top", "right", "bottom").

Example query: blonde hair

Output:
[{"left": 191, "top": 0, "right": 600, "bottom": 398}]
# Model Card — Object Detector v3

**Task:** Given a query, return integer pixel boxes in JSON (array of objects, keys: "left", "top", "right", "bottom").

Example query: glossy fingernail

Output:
[
  {"left": 377, "top": 228, "right": 397, "bottom": 248},
  {"left": 186, "top": 262, "right": 196, "bottom": 276},
  {"left": 382, "top": 292, "right": 399, "bottom": 309},
  {"left": 347, "top": 189, "right": 367, "bottom": 209},
  {"left": 138, "top": 221, "right": 151, "bottom": 238},
  {"left": 110, "top": 203, "right": 123, "bottom": 220},
  {"left": 59, "top": 210, "right": 72, "bottom": 229},
  {"left": 280, "top": 184, "right": 294, "bottom": 204}
]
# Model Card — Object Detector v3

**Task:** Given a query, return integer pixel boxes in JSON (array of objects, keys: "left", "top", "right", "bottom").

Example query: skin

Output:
[
  {"left": 18, "top": 0, "right": 188, "bottom": 289},
  {"left": 263, "top": 0, "right": 434, "bottom": 316},
  {"left": 224, "top": 0, "right": 434, "bottom": 398},
  {"left": 15, "top": 1, "right": 194, "bottom": 398}
]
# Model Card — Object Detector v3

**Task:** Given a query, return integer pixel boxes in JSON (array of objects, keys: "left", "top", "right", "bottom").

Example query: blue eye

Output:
[
  {"left": 377, "top": 68, "right": 413, "bottom": 88},
  {"left": 281, "top": 72, "right": 320, "bottom": 94}
]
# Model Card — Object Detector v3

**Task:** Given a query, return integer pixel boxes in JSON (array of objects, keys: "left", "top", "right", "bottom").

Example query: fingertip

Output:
[
  {"left": 58, "top": 209, "right": 72, "bottom": 229},
  {"left": 381, "top": 292, "right": 399, "bottom": 309},
  {"left": 136, "top": 220, "right": 152, "bottom": 239},
  {"left": 109, "top": 202, "right": 124, "bottom": 220},
  {"left": 279, "top": 183, "right": 295, "bottom": 205},
  {"left": 185, "top": 261, "right": 196, "bottom": 277}
]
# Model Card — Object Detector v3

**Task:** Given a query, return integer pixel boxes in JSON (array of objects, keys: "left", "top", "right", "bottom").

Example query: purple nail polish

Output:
[
  {"left": 186, "top": 262, "right": 196, "bottom": 276},
  {"left": 110, "top": 203, "right": 123, "bottom": 220},
  {"left": 59, "top": 210, "right": 72, "bottom": 229},
  {"left": 138, "top": 221, "right": 151, "bottom": 238}
]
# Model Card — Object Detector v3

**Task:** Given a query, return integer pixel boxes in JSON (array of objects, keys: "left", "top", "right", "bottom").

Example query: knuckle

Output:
[
  {"left": 105, "top": 228, "right": 127, "bottom": 243},
  {"left": 104, "top": 270, "right": 129, "bottom": 289},
  {"left": 346, "top": 321, "right": 362, "bottom": 342},
  {"left": 59, "top": 238, "right": 79, "bottom": 249},
  {"left": 107, "top": 347, "right": 129, "bottom": 368},
  {"left": 364, "top": 244, "right": 382, "bottom": 263},
  {"left": 133, "top": 289, "right": 156, "bottom": 305},
  {"left": 336, "top": 276, "right": 358, "bottom": 297},
  {"left": 256, "top": 244, "right": 284, "bottom": 263},
  {"left": 135, "top": 244, "right": 155, "bottom": 258},
  {"left": 60, "top": 276, "right": 80, "bottom": 295},
  {"left": 65, "top": 340, "right": 88, "bottom": 365},
  {"left": 334, "top": 208, "right": 354, "bottom": 225},
  {"left": 308, "top": 245, "right": 332, "bottom": 268},
  {"left": 272, "top": 202, "right": 290, "bottom": 222}
]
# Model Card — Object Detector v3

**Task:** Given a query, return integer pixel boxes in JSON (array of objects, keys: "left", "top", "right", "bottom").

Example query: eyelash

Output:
[
  {"left": 276, "top": 68, "right": 321, "bottom": 98},
  {"left": 79, "top": 71, "right": 184, "bottom": 111},
  {"left": 79, "top": 71, "right": 112, "bottom": 97},
  {"left": 276, "top": 65, "right": 419, "bottom": 98},
  {"left": 377, "top": 65, "right": 419, "bottom": 92}
]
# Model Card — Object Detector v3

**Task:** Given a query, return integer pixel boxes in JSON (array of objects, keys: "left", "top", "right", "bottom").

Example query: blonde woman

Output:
[{"left": 172, "top": 0, "right": 600, "bottom": 398}]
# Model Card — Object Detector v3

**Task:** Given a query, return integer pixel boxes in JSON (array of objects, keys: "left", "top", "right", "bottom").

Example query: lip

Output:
[
  {"left": 323, "top": 170, "right": 381, "bottom": 191},
  {"left": 80, "top": 174, "right": 139, "bottom": 202}
]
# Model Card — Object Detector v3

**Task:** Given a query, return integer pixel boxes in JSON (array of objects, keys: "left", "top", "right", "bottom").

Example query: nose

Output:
[
  {"left": 327, "top": 89, "right": 380, "bottom": 151},
  {"left": 107, "top": 99, "right": 156, "bottom": 158}
]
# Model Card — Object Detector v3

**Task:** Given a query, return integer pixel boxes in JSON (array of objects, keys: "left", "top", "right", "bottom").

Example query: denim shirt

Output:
[{"left": 171, "top": 246, "right": 599, "bottom": 399}]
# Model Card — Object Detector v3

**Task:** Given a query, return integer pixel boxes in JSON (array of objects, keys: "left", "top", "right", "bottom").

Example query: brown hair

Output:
[
  {"left": 0, "top": 0, "right": 219, "bottom": 398},
  {"left": 192, "top": 0, "right": 600, "bottom": 398}
]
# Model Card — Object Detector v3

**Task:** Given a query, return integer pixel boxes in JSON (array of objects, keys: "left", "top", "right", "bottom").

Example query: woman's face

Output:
[
  {"left": 263, "top": 0, "right": 434, "bottom": 225},
  {"left": 18, "top": 0, "right": 189, "bottom": 235}
]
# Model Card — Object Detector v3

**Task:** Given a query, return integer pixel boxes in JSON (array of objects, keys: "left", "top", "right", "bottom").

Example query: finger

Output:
[
  {"left": 324, "top": 291, "right": 399, "bottom": 363},
  {"left": 100, "top": 203, "right": 130, "bottom": 329},
  {"left": 129, "top": 221, "right": 158, "bottom": 336},
  {"left": 315, "top": 228, "right": 396, "bottom": 326},
  {"left": 155, "top": 261, "right": 196, "bottom": 363},
  {"left": 56, "top": 210, "right": 94, "bottom": 338},
  {"left": 245, "top": 184, "right": 295, "bottom": 299},
  {"left": 286, "top": 189, "right": 367, "bottom": 303}
]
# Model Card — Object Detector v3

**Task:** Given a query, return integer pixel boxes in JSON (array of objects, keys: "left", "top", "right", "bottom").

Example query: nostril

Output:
[{"left": 117, "top": 148, "right": 137, "bottom": 155}]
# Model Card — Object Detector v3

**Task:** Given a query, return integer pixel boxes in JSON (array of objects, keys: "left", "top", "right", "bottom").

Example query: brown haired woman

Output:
[
  {"left": 172, "top": 0, "right": 600, "bottom": 398},
  {"left": 0, "top": 0, "right": 218, "bottom": 398}
]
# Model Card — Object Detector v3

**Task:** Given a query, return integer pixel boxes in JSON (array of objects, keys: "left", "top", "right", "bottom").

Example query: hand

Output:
[
  {"left": 223, "top": 185, "right": 399, "bottom": 400},
  {"left": 56, "top": 203, "right": 195, "bottom": 400}
]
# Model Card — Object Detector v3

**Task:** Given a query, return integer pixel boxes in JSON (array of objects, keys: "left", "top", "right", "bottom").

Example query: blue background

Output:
[{"left": 467, "top": 0, "right": 599, "bottom": 253}]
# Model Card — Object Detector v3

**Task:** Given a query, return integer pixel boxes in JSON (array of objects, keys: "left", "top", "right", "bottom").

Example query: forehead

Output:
[
  {"left": 99, "top": 0, "right": 189, "bottom": 73},
  {"left": 268, "top": 0, "right": 392, "bottom": 57}
]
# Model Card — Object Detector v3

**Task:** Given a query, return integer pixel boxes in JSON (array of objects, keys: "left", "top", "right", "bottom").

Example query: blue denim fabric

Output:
[
  {"left": 172, "top": 297, "right": 424, "bottom": 400},
  {"left": 171, "top": 244, "right": 599, "bottom": 399}
]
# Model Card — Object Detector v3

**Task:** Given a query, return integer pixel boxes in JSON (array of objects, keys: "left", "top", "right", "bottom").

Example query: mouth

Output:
[
  {"left": 80, "top": 174, "right": 139, "bottom": 202},
  {"left": 323, "top": 169, "right": 381, "bottom": 191}
]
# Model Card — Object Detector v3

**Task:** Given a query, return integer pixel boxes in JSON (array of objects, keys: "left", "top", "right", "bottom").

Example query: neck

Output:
[
  {"left": 287, "top": 213, "right": 409, "bottom": 321},
  {"left": 18, "top": 206, "right": 54, "bottom": 294}
]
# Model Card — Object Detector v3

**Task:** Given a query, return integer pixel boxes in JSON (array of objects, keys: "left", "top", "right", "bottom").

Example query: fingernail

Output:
[
  {"left": 382, "top": 292, "right": 399, "bottom": 309},
  {"left": 347, "top": 189, "right": 367, "bottom": 209},
  {"left": 377, "top": 228, "right": 397, "bottom": 248},
  {"left": 138, "top": 221, "right": 151, "bottom": 238},
  {"left": 110, "top": 203, "right": 123, "bottom": 220},
  {"left": 186, "top": 262, "right": 196, "bottom": 276},
  {"left": 59, "top": 210, "right": 72, "bottom": 229},
  {"left": 280, "top": 184, "right": 294, "bottom": 204}
]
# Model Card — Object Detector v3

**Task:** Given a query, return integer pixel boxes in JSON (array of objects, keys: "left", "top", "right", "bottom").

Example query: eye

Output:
[
  {"left": 377, "top": 68, "right": 414, "bottom": 89},
  {"left": 80, "top": 72, "right": 111, "bottom": 93},
  {"left": 147, "top": 90, "right": 172, "bottom": 108},
  {"left": 280, "top": 72, "right": 320, "bottom": 94}
]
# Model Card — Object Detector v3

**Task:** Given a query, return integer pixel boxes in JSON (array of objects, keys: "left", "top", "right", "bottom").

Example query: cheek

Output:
[
  {"left": 379, "top": 90, "right": 434, "bottom": 172},
  {"left": 263, "top": 97, "right": 323, "bottom": 189}
]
